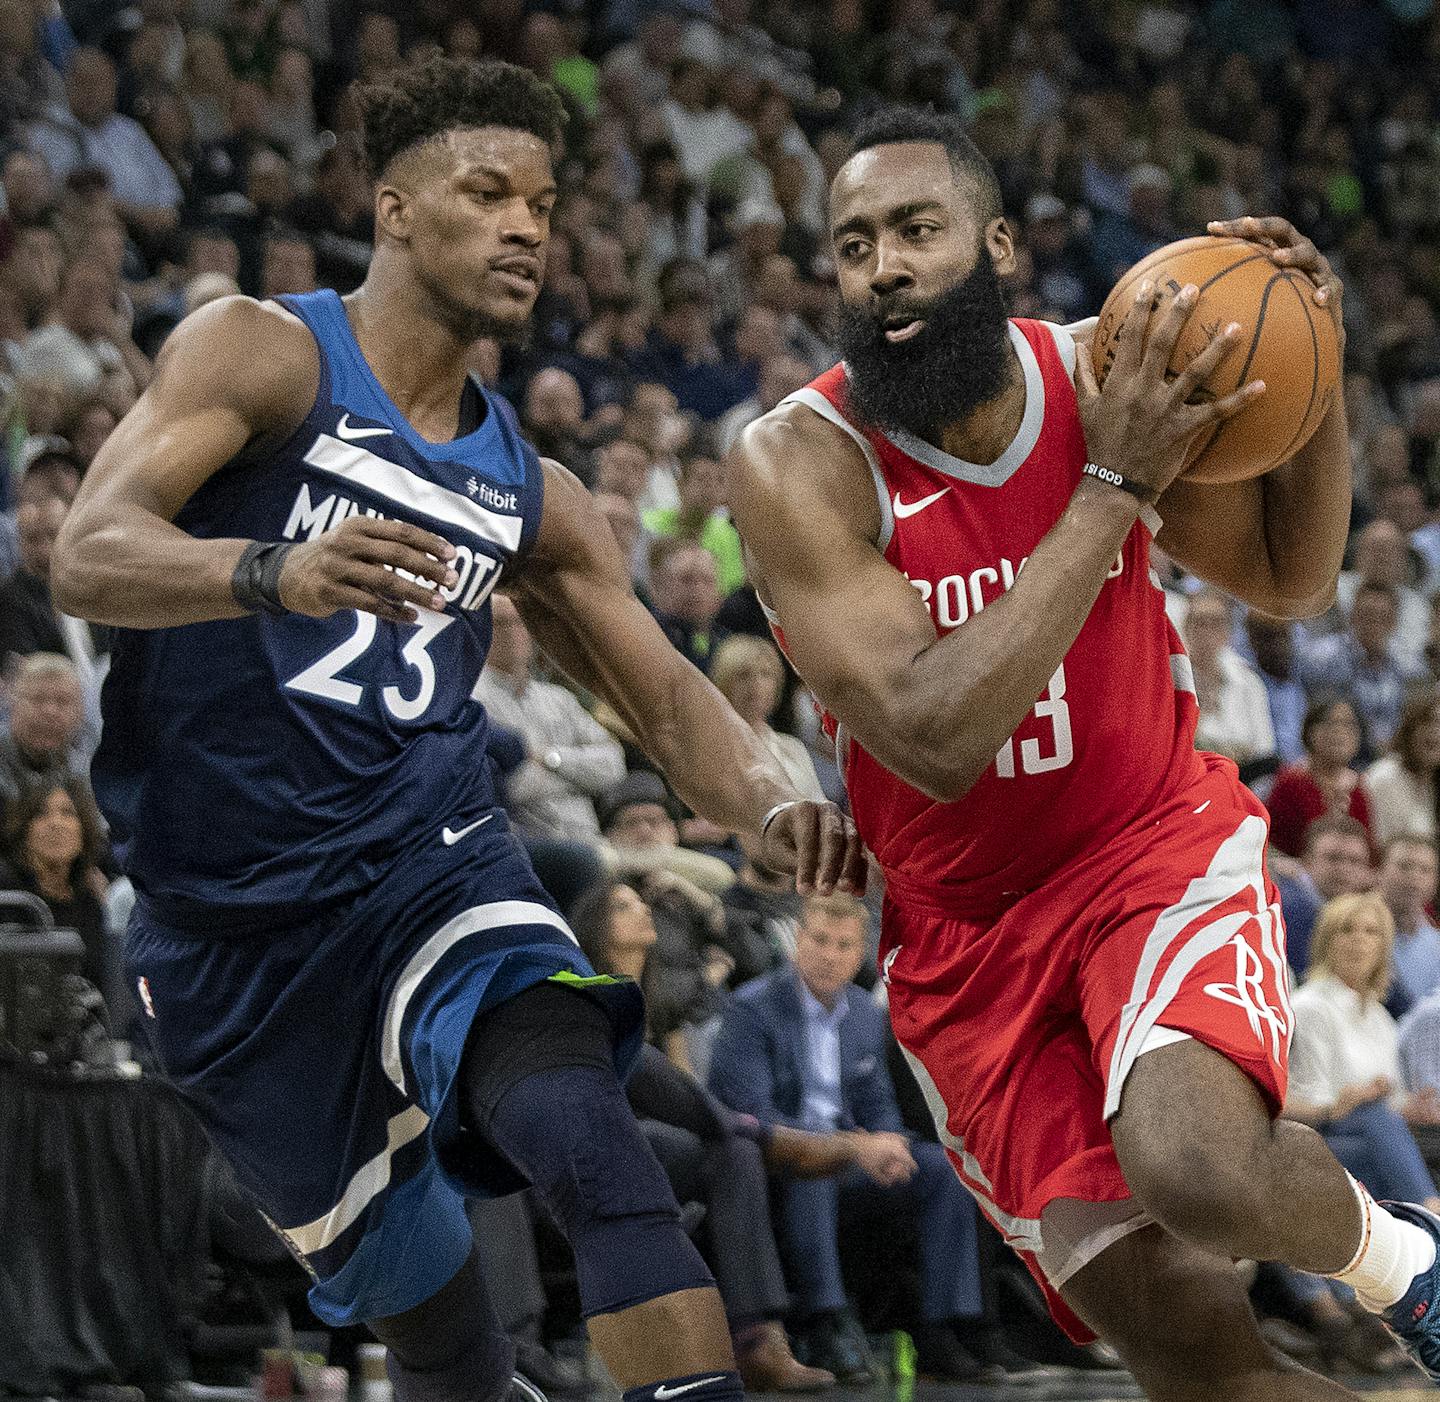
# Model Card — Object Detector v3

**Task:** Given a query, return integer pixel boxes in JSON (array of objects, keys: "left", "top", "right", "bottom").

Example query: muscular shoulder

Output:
[
  {"left": 153, "top": 295, "right": 318, "bottom": 434},
  {"left": 727, "top": 399, "right": 880, "bottom": 548}
]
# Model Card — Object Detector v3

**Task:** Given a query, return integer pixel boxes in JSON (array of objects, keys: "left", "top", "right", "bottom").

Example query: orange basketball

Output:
[{"left": 1090, "top": 236, "right": 1341, "bottom": 484}]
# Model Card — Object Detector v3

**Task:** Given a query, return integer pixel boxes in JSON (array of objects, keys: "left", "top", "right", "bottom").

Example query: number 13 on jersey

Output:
[{"left": 995, "top": 663, "right": 1073, "bottom": 778}]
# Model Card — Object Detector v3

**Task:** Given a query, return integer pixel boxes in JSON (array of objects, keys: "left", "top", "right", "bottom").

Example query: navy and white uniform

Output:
[{"left": 95, "top": 289, "right": 641, "bottom": 1324}]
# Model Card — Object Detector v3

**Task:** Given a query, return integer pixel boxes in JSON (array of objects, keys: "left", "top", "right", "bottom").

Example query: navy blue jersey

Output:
[{"left": 92, "top": 290, "right": 544, "bottom": 928}]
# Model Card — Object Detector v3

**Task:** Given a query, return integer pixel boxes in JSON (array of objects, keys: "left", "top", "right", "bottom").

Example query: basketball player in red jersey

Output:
[{"left": 729, "top": 106, "right": 1440, "bottom": 1398}]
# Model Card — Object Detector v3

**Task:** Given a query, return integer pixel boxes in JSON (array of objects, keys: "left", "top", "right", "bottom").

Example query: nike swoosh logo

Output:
[
  {"left": 893, "top": 486, "right": 951, "bottom": 519},
  {"left": 654, "top": 1380, "right": 726, "bottom": 1401},
  {"left": 1193, "top": 800, "right": 1211, "bottom": 814},
  {"left": 336, "top": 413, "right": 393, "bottom": 441},
  {"left": 441, "top": 815, "right": 494, "bottom": 845}
]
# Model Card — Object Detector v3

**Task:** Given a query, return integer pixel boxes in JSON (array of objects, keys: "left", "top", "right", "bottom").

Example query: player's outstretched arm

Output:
[
  {"left": 1152, "top": 216, "right": 1351, "bottom": 619},
  {"left": 730, "top": 282, "right": 1259, "bottom": 804},
  {"left": 54, "top": 297, "right": 456, "bottom": 630},
  {"left": 506, "top": 459, "right": 864, "bottom": 895}
]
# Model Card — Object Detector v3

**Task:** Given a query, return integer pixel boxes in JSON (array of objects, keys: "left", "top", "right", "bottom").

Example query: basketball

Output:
[{"left": 1090, "top": 235, "right": 1341, "bottom": 484}]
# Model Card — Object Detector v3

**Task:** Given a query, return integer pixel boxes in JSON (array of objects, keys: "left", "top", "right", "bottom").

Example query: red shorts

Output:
[{"left": 880, "top": 756, "right": 1291, "bottom": 1342}]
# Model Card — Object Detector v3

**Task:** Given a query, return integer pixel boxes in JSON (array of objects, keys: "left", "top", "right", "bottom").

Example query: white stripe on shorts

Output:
[
  {"left": 1103, "top": 815, "right": 1273, "bottom": 1120},
  {"left": 285, "top": 1103, "right": 431, "bottom": 1255},
  {"left": 898, "top": 1037, "right": 1155, "bottom": 1285},
  {"left": 380, "top": 898, "right": 576, "bottom": 1095}
]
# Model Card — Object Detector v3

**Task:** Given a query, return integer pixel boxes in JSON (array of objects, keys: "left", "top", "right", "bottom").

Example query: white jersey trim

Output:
[
  {"left": 881, "top": 321, "right": 1044, "bottom": 488},
  {"left": 780, "top": 386, "right": 895, "bottom": 550}
]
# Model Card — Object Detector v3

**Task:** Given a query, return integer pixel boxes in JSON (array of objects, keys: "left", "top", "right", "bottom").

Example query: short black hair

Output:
[
  {"left": 356, "top": 54, "right": 567, "bottom": 180},
  {"left": 848, "top": 106, "right": 1003, "bottom": 224}
]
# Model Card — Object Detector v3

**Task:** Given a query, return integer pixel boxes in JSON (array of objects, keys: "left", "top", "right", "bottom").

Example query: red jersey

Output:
[{"left": 772, "top": 317, "right": 1204, "bottom": 917}]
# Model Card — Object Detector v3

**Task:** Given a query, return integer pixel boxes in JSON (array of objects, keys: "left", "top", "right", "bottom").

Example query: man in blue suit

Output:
[{"left": 707, "top": 894, "right": 987, "bottom": 1383}]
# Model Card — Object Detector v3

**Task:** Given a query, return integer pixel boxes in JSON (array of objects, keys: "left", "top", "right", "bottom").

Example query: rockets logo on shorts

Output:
[{"left": 137, "top": 975, "right": 155, "bottom": 1019}]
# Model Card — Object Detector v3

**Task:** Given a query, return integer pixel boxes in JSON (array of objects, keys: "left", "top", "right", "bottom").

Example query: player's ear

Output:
[
  {"left": 375, "top": 182, "right": 413, "bottom": 244},
  {"left": 985, "top": 216, "right": 1017, "bottom": 276}
]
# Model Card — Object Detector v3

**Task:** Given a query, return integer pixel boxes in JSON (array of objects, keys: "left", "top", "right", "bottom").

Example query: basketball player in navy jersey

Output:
[{"left": 53, "top": 58, "right": 862, "bottom": 1402}]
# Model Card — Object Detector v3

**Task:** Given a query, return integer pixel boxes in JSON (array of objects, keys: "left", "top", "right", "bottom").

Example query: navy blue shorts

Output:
[{"left": 127, "top": 816, "right": 642, "bottom": 1326}]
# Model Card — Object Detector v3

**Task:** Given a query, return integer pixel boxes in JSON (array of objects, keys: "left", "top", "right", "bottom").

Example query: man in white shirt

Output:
[
  {"left": 1332, "top": 520, "right": 1429, "bottom": 674},
  {"left": 473, "top": 595, "right": 626, "bottom": 841},
  {"left": 26, "top": 48, "right": 181, "bottom": 240},
  {"left": 1182, "top": 587, "right": 1276, "bottom": 770}
]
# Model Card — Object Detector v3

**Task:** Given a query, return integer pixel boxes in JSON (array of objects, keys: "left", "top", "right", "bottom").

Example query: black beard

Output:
[{"left": 836, "top": 253, "right": 1012, "bottom": 440}]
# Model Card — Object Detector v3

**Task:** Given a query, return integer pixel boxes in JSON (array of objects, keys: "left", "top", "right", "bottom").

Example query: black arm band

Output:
[
  {"left": 1081, "top": 461, "right": 1155, "bottom": 504},
  {"left": 231, "top": 541, "right": 295, "bottom": 615}
]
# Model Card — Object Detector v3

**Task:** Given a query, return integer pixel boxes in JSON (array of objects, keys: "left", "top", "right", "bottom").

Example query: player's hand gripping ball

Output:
[{"left": 1089, "top": 217, "right": 1343, "bottom": 485}]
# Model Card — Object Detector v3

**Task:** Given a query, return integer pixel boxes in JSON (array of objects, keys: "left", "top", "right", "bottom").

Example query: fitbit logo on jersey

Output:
[{"left": 467, "top": 477, "right": 518, "bottom": 511}]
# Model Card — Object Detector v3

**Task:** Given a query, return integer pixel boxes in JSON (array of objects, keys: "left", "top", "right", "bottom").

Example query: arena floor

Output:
[{"left": 821, "top": 1379, "right": 1436, "bottom": 1399}]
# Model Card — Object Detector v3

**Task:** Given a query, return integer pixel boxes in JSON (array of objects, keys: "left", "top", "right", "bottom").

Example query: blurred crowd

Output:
[{"left": 11, "top": 0, "right": 1440, "bottom": 1387}]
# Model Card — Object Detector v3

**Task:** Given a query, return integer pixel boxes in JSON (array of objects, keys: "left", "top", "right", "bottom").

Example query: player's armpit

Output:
[
  {"left": 54, "top": 296, "right": 319, "bottom": 628},
  {"left": 505, "top": 459, "right": 794, "bottom": 836}
]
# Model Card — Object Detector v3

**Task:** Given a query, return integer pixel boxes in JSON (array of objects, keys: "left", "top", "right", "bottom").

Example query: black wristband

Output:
[
  {"left": 231, "top": 541, "right": 295, "bottom": 616},
  {"left": 1081, "top": 461, "right": 1155, "bottom": 504}
]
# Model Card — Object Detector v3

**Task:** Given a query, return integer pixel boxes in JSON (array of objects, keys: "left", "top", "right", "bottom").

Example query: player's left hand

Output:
[
  {"left": 1206, "top": 216, "right": 1343, "bottom": 316},
  {"left": 761, "top": 800, "right": 868, "bottom": 897}
]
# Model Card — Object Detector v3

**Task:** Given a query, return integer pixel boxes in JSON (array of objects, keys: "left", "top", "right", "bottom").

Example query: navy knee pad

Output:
[
  {"left": 484, "top": 1062, "right": 715, "bottom": 1317},
  {"left": 369, "top": 1252, "right": 514, "bottom": 1402}
]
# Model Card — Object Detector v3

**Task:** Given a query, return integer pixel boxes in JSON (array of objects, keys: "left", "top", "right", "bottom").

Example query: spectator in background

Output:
[
  {"left": 1184, "top": 587, "right": 1276, "bottom": 772},
  {"left": 1277, "top": 814, "right": 1376, "bottom": 978},
  {"left": 1267, "top": 698, "right": 1374, "bottom": 859},
  {"left": 26, "top": 47, "right": 181, "bottom": 242},
  {"left": 709, "top": 635, "right": 822, "bottom": 801},
  {"left": 0, "top": 488, "right": 69, "bottom": 663},
  {"left": 630, "top": 260, "right": 748, "bottom": 421},
  {"left": 1286, "top": 893, "right": 1440, "bottom": 1212},
  {"left": 1, "top": 149, "right": 56, "bottom": 234},
  {"left": 1020, "top": 193, "right": 1091, "bottom": 323},
  {"left": 472, "top": 595, "right": 626, "bottom": 842},
  {"left": 721, "top": 840, "right": 805, "bottom": 986},
  {"left": 708, "top": 896, "right": 991, "bottom": 1385},
  {"left": 1367, "top": 692, "right": 1440, "bottom": 849},
  {"left": 1334, "top": 520, "right": 1430, "bottom": 674},
  {"left": 649, "top": 536, "right": 727, "bottom": 673},
  {"left": 593, "top": 491, "right": 649, "bottom": 596},
  {"left": 1378, "top": 835, "right": 1440, "bottom": 1008},
  {"left": 1246, "top": 610, "right": 1308, "bottom": 764},
  {"left": 643, "top": 452, "right": 746, "bottom": 596},
  {"left": 258, "top": 227, "right": 317, "bottom": 298},
  {"left": 715, "top": 352, "right": 811, "bottom": 456},
  {"left": 32, "top": 254, "right": 153, "bottom": 403},
  {"left": 0, "top": 777, "right": 119, "bottom": 1015},
  {"left": 570, "top": 879, "right": 837, "bottom": 1394},
  {"left": 1300, "top": 581, "right": 1424, "bottom": 755},
  {"left": 0, "top": 652, "right": 89, "bottom": 797}
]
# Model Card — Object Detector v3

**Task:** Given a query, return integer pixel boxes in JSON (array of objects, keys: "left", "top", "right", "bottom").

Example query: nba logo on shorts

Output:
[{"left": 137, "top": 975, "right": 156, "bottom": 1020}]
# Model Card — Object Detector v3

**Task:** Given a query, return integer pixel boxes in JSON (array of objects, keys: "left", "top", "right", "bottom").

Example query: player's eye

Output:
[
  {"left": 906, "top": 222, "right": 939, "bottom": 241},
  {"left": 839, "top": 238, "right": 870, "bottom": 261}
]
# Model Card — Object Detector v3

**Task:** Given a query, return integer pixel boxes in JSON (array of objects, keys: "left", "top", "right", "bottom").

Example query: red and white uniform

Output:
[{"left": 773, "top": 319, "right": 1292, "bottom": 1338}]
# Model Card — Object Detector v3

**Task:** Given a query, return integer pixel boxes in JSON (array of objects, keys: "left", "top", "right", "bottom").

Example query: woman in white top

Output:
[
  {"left": 1287, "top": 893, "right": 1440, "bottom": 1210},
  {"left": 709, "top": 635, "right": 824, "bottom": 801},
  {"left": 1366, "top": 692, "right": 1440, "bottom": 850}
]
